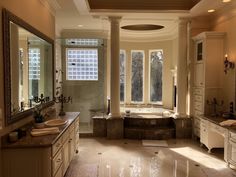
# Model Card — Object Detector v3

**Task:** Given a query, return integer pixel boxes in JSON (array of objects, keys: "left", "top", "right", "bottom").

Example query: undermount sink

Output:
[{"left": 44, "top": 119, "right": 68, "bottom": 127}]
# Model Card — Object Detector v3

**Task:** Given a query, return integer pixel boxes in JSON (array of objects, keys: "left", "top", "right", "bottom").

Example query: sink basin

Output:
[{"left": 44, "top": 119, "right": 68, "bottom": 127}]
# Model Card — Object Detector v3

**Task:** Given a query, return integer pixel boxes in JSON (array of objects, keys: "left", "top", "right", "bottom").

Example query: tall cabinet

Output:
[{"left": 192, "top": 32, "right": 225, "bottom": 138}]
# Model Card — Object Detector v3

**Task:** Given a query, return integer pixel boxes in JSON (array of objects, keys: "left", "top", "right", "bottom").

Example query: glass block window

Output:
[
  {"left": 29, "top": 48, "right": 40, "bottom": 80},
  {"left": 66, "top": 39, "right": 99, "bottom": 46},
  {"left": 150, "top": 50, "right": 163, "bottom": 103},
  {"left": 66, "top": 48, "right": 98, "bottom": 81},
  {"left": 131, "top": 50, "right": 144, "bottom": 102},
  {"left": 120, "top": 50, "right": 126, "bottom": 102}
]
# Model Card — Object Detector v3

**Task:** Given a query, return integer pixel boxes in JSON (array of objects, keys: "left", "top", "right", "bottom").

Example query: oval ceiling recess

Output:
[{"left": 121, "top": 24, "right": 164, "bottom": 31}]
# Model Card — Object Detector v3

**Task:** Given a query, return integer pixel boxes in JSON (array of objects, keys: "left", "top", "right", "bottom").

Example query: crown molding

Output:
[{"left": 39, "top": 0, "right": 61, "bottom": 16}]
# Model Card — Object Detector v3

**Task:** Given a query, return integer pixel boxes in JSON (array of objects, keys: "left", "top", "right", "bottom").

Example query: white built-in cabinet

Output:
[
  {"left": 192, "top": 32, "right": 225, "bottom": 138},
  {"left": 199, "top": 117, "right": 226, "bottom": 153},
  {"left": 2, "top": 114, "right": 79, "bottom": 177}
]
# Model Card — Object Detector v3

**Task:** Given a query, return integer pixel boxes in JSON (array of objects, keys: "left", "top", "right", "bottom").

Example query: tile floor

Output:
[{"left": 65, "top": 138, "right": 236, "bottom": 177}]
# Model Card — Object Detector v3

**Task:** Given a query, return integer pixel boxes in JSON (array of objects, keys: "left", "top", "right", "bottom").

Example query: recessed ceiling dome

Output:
[{"left": 121, "top": 24, "right": 164, "bottom": 31}]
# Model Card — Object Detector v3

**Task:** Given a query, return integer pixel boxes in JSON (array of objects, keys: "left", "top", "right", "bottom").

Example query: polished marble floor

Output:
[{"left": 65, "top": 138, "right": 236, "bottom": 177}]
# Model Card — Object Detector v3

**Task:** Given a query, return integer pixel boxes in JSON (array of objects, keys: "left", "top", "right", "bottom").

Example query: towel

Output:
[
  {"left": 219, "top": 119, "right": 236, "bottom": 126},
  {"left": 31, "top": 127, "right": 60, "bottom": 136}
]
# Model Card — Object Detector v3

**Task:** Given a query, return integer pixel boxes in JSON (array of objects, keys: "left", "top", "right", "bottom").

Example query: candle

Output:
[{"left": 225, "top": 54, "right": 228, "bottom": 59}]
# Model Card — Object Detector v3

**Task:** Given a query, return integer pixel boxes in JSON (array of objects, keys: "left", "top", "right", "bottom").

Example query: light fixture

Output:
[
  {"left": 222, "top": 0, "right": 231, "bottom": 3},
  {"left": 224, "top": 54, "right": 235, "bottom": 74},
  {"left": 208, "top": 9, "right": 215, "bottom": 13},
  {"left": 77, "top": 24, "right": 83, "bottom": 27}
]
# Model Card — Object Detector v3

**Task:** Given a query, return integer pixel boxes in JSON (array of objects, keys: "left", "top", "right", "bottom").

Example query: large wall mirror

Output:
[{"left": 3, "top": 9, "right": 54, "bottom": 125}]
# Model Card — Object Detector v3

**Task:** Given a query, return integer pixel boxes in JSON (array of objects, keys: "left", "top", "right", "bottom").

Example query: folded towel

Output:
[
  {"left": 31, "top": 128, "right": 60, "bottom": 137},
  {"left": 219, "top": 120, "right": 236, "bottom": 126},
  {"left": 32, "top": 127, "right": 59, "bottom": 132}
]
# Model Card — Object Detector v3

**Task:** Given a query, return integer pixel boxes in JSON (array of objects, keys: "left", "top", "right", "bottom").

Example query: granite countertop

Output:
[
  {"left": 2, "top": 112, "right": 80, "bottom": 149},
  {"left": 199, "top": 115, "right": 236, "bottom": 132}
]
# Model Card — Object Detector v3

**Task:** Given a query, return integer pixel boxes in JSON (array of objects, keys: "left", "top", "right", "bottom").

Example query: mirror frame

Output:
[{"left": 2, "top": 8, "right": 54, "bottom": 125}]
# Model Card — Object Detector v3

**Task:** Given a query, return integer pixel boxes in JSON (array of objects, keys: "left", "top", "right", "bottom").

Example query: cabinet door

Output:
[
  {"left": 200, "top": 121, "right": 208, "bottom": 145},
  {"left": 194, "top": 63, "right": 204, "bottom": 87},
  {"left": 62, "top": 142, "right": 70, "bottom": 176},
  {"left": 69, "top": 129, "right": 75, "bottom": 162},
  {"left": 228, "top": 141, "right": 236, "bottom": 164}
]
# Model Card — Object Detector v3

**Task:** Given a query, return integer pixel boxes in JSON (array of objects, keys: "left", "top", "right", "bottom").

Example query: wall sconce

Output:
[{"left": 224, "top": 54, "right": 234, "bottom": 74}]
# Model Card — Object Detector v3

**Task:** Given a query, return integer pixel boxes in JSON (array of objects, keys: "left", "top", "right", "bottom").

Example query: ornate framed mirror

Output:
[{"left": 3, "top": 9, "right": 54, "bottom": 125}]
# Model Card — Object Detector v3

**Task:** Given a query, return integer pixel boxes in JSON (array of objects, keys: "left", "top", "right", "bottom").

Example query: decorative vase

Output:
[{"left": 34, "top": 122, "right": 45, "bottom": 129}]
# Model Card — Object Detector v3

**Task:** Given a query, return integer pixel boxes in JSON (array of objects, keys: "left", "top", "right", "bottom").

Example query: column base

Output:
[
  {"left": 173, "top": 117, "right": 192, "bottom": 138},
  {"left": 172, "top": 112, "right": 189, "bottom": 119},
  {"left": 106, "top": 116, "right": 124, "bottom": 139},
  {"left": 108, "top": 113, "right": 121, "bottom": 119}
]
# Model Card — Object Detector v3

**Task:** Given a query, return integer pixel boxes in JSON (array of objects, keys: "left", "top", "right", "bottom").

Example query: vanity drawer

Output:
[
  {"left": 52, "top": 150, "right": 62, "bottom": 176},
  {"left": 194, "top": 95, "right": 203, "bottom": 102},
  {"left": 193, "top": 88, "right": 203, "bottom": 95},
  {"left": 209, "top": 123, "right": 226, "bottom": 136},
  {"left": 194, "top": 102, "right": 203, "bottom": 112},
  {"left": 52, "top": 138, "right": 62, "bottom": 156}
]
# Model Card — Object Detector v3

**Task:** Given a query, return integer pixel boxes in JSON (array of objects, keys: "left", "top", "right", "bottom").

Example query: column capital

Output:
[
  {"left": 178, "top": 17, "right": 191, "bottom": 26},
  {"left": 108, "top": 16, "right": 122, "bottom": 23}
]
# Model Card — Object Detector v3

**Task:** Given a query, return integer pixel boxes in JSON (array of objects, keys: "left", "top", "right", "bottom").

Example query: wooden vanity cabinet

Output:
[{"left": 2, "top": 113, "right": 79, "bottom": 177}]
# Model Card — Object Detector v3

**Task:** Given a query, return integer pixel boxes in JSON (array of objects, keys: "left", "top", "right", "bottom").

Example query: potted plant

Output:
[{"left": 33, "top": 106, "right": 45, "bottom": 128}]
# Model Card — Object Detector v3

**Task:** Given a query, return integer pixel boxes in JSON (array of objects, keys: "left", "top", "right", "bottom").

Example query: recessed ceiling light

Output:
[
  {"left": 208, "top": 9, "right": 215, "bottom": 13},
  {"left": 222, "top": 0, "right": 231, "bottom": 2},
  {"left": 77, "top": 25, "right": 83, "bottom": 27}
]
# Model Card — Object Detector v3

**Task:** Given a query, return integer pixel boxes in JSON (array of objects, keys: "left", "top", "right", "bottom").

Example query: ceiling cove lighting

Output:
[{"left": 208, "top": 9, "right": 215, "bottom": 13}]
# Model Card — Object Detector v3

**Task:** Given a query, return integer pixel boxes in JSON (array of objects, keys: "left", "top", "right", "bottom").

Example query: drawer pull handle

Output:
[{"left": 57, "top": 158, "right": 61, "bottom": 162}]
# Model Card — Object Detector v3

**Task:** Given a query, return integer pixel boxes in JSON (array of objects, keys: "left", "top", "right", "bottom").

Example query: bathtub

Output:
[{"left": 120, "top": 106, "right": 173, "bottom": 117}]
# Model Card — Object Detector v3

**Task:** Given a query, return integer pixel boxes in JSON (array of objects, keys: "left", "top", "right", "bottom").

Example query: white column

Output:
[
  {"left": 109, "top": 16, "right": 121, "bottom": 118},
  {"left": 176, "top": 19, "right": 189, "bottom": 118}
]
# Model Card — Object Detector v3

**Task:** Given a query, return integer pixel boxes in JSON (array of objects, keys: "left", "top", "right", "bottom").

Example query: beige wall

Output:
[
  {"left": 211, "top": 11, "right": 236, "bottom": 111},
  {"left": 120, "top": 40, "right": 175, "bottom": 109}
]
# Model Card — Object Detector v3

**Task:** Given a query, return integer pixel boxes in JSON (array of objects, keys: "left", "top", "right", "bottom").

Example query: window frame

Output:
[
  {"left": 130, "top": 50, "right": 145, "bottom": 104},
  {"left": 120, "top": 49, "right": 126, "bottom": 103},
  {"left": 148, "top": 49, "right": 163, "bottom": 105},
  {"left": 65, "top": 47, "right": 99, "bottom": 81}
]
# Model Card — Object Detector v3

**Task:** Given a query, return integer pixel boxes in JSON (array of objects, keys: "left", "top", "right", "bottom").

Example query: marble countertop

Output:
[
  {"left": 199, "top": 115, "right": 236, "bottom": 132},
  {"left": 2, "top": 112, "right": 80, "bottom": 149}
]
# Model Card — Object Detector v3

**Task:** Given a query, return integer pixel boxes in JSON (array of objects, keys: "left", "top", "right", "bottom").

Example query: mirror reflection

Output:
[{"left": 10, "top": 22, "right": 53, "bottom": 115}]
